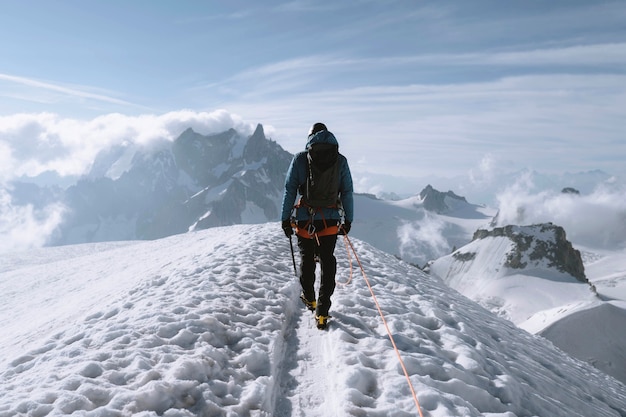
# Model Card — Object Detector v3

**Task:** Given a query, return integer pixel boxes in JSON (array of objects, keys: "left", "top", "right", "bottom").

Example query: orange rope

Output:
[{"left": 343, "top": 235, "right": 425, "bottom": 417}]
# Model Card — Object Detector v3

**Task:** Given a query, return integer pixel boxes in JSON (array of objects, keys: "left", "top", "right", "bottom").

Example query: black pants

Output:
[{"left": 297, "top": 233, "right": 337, "bottom": 316}]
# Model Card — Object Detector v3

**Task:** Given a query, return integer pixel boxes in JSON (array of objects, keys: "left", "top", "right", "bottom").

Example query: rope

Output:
[
  {"left": 335, "top": 235, "right": 354, "bottom": 286},
  {"left": 343, "top": 235, "right": 425, "bottom": 417}
]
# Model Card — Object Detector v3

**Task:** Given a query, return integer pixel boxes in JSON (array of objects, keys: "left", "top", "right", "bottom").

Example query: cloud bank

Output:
[
  {"left": 0, "top": 110, "right": 256, "bottom": 182},
  {"left": 0, "top": 110, "right": 259, "bottom": 253},
  {"left": 397, "top": 214, "right": 452, "bottom": 264},
  {"left": 494, "top": 176, "right": 626, "bottom": 249},
  {"left": 1, "top": 109, "right": 624, "bottom": 255},
  {"left": 0, "top": 188, "right": 65, "bottom": 253}
]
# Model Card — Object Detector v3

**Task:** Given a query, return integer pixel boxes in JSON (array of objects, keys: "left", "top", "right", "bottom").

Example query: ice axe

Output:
[{"left": 288, "top": 234, "right": 297, "bottom": 277}]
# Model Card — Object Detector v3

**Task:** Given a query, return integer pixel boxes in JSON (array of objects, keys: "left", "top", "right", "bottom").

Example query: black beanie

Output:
[{"left": 308, "top": 122, "right": 327, "bottom": 136}]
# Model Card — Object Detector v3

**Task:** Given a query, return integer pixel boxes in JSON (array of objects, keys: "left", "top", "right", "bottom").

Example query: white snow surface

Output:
[
  {"left": 1, "top": 223, "right": 625, "bottom": 417},
  {"left": 533, "top": 300, "right": 626, "bottom": 384}
]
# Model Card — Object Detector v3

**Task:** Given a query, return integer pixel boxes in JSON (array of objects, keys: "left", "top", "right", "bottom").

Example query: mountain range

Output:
[
  {"left": 13, "top": 124, "right": 493, "bottom": 267},
  {"left": 4, "top": 124, "right": 626, "bottom": 391},
  {"left": 48, "top": 124, "right": 292, "bottom": 245}
]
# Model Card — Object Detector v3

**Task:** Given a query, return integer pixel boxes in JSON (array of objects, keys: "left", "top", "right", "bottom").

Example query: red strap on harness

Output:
[
  {"left": 294, "top": 224, "right": 339, "bottom": 240},
  {"left": 292, "top": 198, "right": 339, "bottom": 241}
]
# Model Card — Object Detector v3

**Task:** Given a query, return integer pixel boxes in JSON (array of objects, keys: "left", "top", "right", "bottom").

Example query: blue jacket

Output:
[{"left": 281, "top": 130, "right": 354, "bottom": 223}]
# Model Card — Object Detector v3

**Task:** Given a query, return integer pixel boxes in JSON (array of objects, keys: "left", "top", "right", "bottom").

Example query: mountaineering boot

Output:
[
  {"left": 300, "top": 292, "right": 317, "bottom": 312},
  {"left": 315, "top": 315, "right": 330, "bottom": 330}
]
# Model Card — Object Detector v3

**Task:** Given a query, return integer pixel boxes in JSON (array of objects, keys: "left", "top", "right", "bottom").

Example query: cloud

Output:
[
  {"left": 0, "top": 188, "right": 66, "bottom": 253},
  {"left": 468, "top": 153, "right": 499, "bottom": 185},
  {"left": 224, "top": 70, "right": 626, "bottom": 180},
  {"left": 384, "top": 42, "right": 626, "bottom": 68},
  {"left": 0, "top": 109, "right": 260, "bottom": 253},
  {"left": 493, "top": 176, "right": 626, "bottom": 249},
  {"left": 274, "top": 1, "right": 345, "bottom": 13},
  {"left": 205, "top": 42, "right": 626, "bottom": 99},
  {"left": 174, "top": 10, "right": 254, "bottom": 23},
  {"left": 0, "top": 73, "right": 140, "bottom": 108},
  {"left": 353, "top": 176, "right": 385, "bottom": 196},
  {"left": 397, "top": 214, "right": 452, "bottom": 263},
  {"left": 483, "top": 43, "right": 626, "bottom": 67},
  {"left": 0, "top": 110, "right": 257, "bottom": 180}
]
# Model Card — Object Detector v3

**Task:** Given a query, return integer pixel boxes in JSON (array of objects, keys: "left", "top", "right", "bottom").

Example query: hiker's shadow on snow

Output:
[{"left": 272, "top": 313, "right": 301, "bottom": 417}]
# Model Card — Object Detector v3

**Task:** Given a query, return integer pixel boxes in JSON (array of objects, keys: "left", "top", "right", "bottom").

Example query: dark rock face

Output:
[
  {"left": 452, "top": 251, "right": 477, "bottom": 262},
  {"left": 50, "top": 124, "right": 293, "bottom": 245},
  {"left": 473, "top": 223, "right": 587, "bottom": 283},
  {"left": 561, "top": 187, "right": 580, "bottom": 195},
  {"left": 419, "top": 184, "right": 468, "bottom": 214}
]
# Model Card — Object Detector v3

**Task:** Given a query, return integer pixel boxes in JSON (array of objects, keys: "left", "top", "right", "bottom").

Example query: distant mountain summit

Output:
[
  {"left": 472, "top": 223, "right": 587, "bottom": 283},
  {"left": 429, "top": 222, "right": 594, "bottom": 324},
  {"left": 419, "top": 184, "right": 470, "bottom": 214},
  {"left": 50, "top": 124, "right": 292, "bottom": 245}
]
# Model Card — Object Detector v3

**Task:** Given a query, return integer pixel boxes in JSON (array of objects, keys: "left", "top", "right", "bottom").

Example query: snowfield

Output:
[
  {"left": 427, "top": 224, "right": 626, "bottom": 386},
  {"left": 1, "top": 223, "right": 625, "bottom": 416}
]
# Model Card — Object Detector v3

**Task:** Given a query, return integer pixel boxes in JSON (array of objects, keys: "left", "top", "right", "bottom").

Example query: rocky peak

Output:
[
  {"left": 419, "top": 184, "right": 468, "bottom": 213},
  {"left": 52, "top": 124, "right": 293, "bottom": 245},
  {"left": 472, "top": 223, "right": 587, "bottom": 283},
  {"left": 243, "top": 124, "right": 269, "bottom": 164}
]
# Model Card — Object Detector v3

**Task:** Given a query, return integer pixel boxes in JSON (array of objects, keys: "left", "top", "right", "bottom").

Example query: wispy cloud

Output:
[
  {"left": 199, "top": 41, "right": 626, "bottom": 104},
  {"left": 273, "top": 0, "right": 347, "bottom": 13},
  {"left": 173, "top": 10, "right": 255, "bottom": 24},
  {"left": 219, "top": 67, "right": 626, "bottom": 181},
  {"left": 458, "top": 43, "right": 626, "bottom": 67},
  {"left": 0, "top": 73, "right": 144, "bottom": 108}
]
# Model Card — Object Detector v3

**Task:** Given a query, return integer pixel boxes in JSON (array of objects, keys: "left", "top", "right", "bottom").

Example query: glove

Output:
[
  {"left": 281, "top": 220, "right": 293, "bottom": 237},
  {"left": 340, "top": 221, "right": 351, "bottom": 235}
]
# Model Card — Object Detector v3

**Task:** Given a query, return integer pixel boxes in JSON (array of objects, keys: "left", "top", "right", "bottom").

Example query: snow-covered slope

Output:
[
  {"left": 1, "top": 224, "right": 625, "bottom": 416},
  {"left": 428, "top": 223, "right": 626, "bottom": 385},
  {"left": 530, "top": 300, "right": 626, "bottom": 385},
  {"left": 428, "top": 224, "right": 596, "bottom": 324}
]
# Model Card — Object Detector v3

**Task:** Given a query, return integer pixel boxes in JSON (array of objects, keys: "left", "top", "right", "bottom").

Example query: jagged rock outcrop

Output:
[
  {"left": 50, "top": 124, "right": 293, "bottom": 245},
  {"left": 561, "top": 187, "right": 580, "bottom": 195},
  {"left": 429, "top": 222, "right": 593, "bottom": 327},
  {"left": 419, "top": 184, "right": 468, "bottom": 214},
  {"left": 473, "top": 223, "right": 587, "bottom": 283}
]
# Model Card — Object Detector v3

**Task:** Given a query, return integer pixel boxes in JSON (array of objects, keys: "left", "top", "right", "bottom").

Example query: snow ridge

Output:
[{"left": 1, "top": 224, "right": 625, "bottom": 416}]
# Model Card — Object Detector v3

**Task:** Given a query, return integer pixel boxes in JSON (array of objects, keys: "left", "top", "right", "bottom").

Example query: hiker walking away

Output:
[{"left": 281, "top": 122, "right": 354, "bottom": 329}]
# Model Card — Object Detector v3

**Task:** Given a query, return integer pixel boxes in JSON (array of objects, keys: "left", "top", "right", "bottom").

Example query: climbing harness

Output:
[
  {"left": 342, "top": 235, "right": 425, "bottom": 417},
  {"left": 291, "top": 198, "right": 340, "bottom": 245}
]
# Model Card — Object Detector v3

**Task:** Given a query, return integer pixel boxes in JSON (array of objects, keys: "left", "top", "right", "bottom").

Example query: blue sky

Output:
[{"left": 1, "top": 0, "right": 626, "bottom": 193}]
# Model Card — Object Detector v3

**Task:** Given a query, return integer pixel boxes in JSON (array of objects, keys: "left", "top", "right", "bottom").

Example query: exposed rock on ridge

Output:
[{"left": 473, "top": 223, "right": 587, "bottom": 283}]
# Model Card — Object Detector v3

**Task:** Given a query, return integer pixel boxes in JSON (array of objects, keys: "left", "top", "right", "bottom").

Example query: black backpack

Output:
[{"left": 302, "top": 143, "right": 340, "bottom": 208}]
